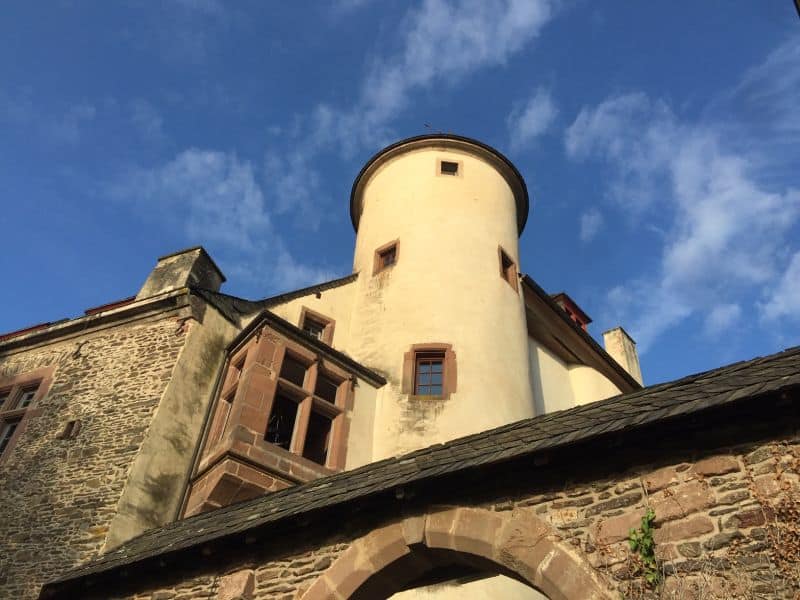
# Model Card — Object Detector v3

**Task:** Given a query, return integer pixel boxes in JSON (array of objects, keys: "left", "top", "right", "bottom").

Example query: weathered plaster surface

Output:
[{"left": 104, "top": 300, "right": 240, "bottom": 549}]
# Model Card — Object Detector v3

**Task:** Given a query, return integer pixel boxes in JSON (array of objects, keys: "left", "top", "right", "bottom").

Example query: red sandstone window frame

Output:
[
  {"left": 498, "top": 246, "right": 518, "bottom": 292},
  {"left": 402, "top": 343, "right": 457, "bottom": 399},
  {"left": 373, "top": 239, "right": 399, "bottom": 275},
  {"left": 0, "top": 366, "right": 55, "bottom": 465},
  {"left": 299, "top": 307, "right": 335, "bottom": 345},
  {"left": 268, "top": 350, "right": 349, "bottom": 468},
  {"left": 201, "top": 333, "right": 353, "bottom": 472}
]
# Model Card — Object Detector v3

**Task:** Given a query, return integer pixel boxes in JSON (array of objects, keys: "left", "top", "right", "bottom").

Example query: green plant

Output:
[{"left": 629, "top": 508, "right": 661, "bottom": 588}]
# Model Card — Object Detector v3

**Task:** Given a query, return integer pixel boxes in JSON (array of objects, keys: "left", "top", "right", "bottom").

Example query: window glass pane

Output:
[
  {"left": 303, "top": 411, "right": 332, "bottom": 465},
  {"left": 302, "top": 318, "right": 326, "bottom": 340},
  {"left": 415, "top": 352, "right": 445, "bottom": 395},
  {"left": 279, "top": 355, "right": 307, "bottom": 387},
  {"left": 0, "top": 392, "right": 10, "bottom": 409},
  {"left": 0, "top": 420, "right": 20, "bottom": 456},
  {"left": 314, "top": 375, "right": 339, "bottom": 404},
  {"left": 381, "top": 247, "right": 396, "bottom": 266},
  {"left": 265, "top": 394, "right": 298, "bottom": 450},
  {"left": 16, "top": 388, "right": 37, "bottom": 409}
]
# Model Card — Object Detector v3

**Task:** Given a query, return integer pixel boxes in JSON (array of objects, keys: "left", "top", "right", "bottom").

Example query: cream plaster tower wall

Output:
[{"left": 348, "top": 135, "right": 535, "bottom": 460}]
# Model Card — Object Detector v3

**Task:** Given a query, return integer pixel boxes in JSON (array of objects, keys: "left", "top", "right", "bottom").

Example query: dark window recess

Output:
[
  {"left": 60, "top": 419, "right": 81, "bottom": 440},
  {"left": 302, "top": 317, "right": 326, "bottom": 340},
  {"left": 279, "top": 355, "right": 307, "bottom": 387},
  {"left": 499, "top": 248, "right": 517, "bottom": 289},
  {"left": 0, "top": 420, "right": 20, "bottom": 456},
  {"left": 314, "top": 375, "right": 339, "bottom": 404},
  {"left": 440, "top": 161, "right": 459, "bottom": 175},
  {"left": 303, "top": 411, "right": 332, "bottom": 465},
  {"left": 415, "top": 352, "right": 444, "bottom": 395},
  {"left": 265, "top": 394, "right": 297, "bottom": 450},
  {"left": 0, "top": 392, "right": 9, "bottom": 409},
  {"left": 379, "top": 246, "right": 396, "bottom": 269},
  {"left": 16, "top": 387, "right": 37, "bottom": 409}
]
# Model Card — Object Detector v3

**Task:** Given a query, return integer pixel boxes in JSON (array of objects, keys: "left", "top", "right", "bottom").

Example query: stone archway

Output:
[{"left": 300, "top": 506, "right": 614, "bottom": 600}]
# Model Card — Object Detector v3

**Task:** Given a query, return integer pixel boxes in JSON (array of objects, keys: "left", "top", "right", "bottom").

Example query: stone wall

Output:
[
  {"left": 66, "top": 426, "right": 799, "bottom": 600},
  {"left": 0, "top": 310, "right": 189, "bottom": 599}
]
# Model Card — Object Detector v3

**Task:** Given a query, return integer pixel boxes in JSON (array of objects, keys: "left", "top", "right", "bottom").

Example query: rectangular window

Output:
[
  {"left": 302, "top": 317, "right": 326, "bottom": 340},
  {"left": 0, "top": 367, "right": 53, "bottom": 462},
  {"left": 379, "top": 246, "right": 396, "bottom": 268},
  {"left": 0, "top": 419, "right": 19, "bottom": 456},
  {"left": 440, "top": 160, "right": 459, "bottom": 175},
  {"left": 314, "top": 374, "right": 339, "bottom": 404},
  {"left": 15, "top": 387, "right": 37, "bottom": 410},
  {"left": 415, "top": 352, "right": 445, "bottom": 396},
  {"left": 265, "top": 393, "right": 298, "bottom": 450},
  {"left": 279, "top": 354, "right": 307, "bottom": 387},
  {"left": 499, "top": 247, "right": 518, "bottom": 291},
  {"left": 374, "top": 240, "right": 399, "bottom": 275},
  {"left": 299, "top": 308, "right": 335, "bottom": 345},
  {"left": 302, "top": 411, "right": 332, "bottom": 465}
]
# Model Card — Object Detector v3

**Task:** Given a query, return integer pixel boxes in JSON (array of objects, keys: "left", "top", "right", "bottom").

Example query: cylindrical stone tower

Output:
[{"left": 348, "top": 134, "right": 534, "bottom": 459}]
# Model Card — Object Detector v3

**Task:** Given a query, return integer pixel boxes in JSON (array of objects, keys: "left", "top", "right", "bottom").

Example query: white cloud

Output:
[
  {"left": 566, "top": 89, "right": 800, "bottom": 351},
  {"left": 0, "top": 90, "right": 96, "bottom": 146},
  {"left": 507, "top": 87, "right": 558, "bottom": 150},
  {"left": 722, "top": 37, "right": 800, "bottom": 146},
  {"left": 703, "top": 303, "right": 742, "bottom": 337},
  {"left": 266, "top": 0, "right": 557, "bottom": 221},
  {"left": 579, "top": 208, "right": 603, "bottom": 243},
  {"left": 110, "top": 149, "right": 333, "bottom": 292},
  {"left": 355, "top": 0, "right": 554, "bottom": 140},
  {"left": 759, "top": 251, "right": 800, "bottom": 322}
]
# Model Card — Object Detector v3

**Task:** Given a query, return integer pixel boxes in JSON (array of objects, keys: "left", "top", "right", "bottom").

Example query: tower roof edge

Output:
[{"left": 349, "top": 134, "right": 530, "bottom": 235}]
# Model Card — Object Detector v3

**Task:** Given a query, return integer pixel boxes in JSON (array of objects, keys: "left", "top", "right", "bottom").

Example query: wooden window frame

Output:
[
  {"left": 299, "top": 306, "right": 335, "bottom": 345},
  {"left": 373, "top": 239, "right": 399, "bottom": 275},
  {"left": 0, "top": 366, "right": 55, "bottom": 465},
  {"left": 402, "top": 343, "right": 457, "bottom": 399},
  {"left": 498, "top": 245, "right": 518, "bottom": 292}
]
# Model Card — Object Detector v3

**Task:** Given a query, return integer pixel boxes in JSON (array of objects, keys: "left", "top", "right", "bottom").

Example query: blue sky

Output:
[{"left": 1, "top": 1, "right": 798, "bottom": 385}]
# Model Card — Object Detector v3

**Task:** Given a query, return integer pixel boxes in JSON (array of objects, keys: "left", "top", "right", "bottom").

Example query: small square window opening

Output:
[
  {"left": 440, "top": 160, "right": 459, "bottom": 175},
  {"left": 380, "top": 246, "right": 396, "bottom": 268},
  {"left": 374, "top": 240, "right": 399, "bottom": 275},
  {"left": 302, "top": 317, "right": 326, "bottom": 340}
]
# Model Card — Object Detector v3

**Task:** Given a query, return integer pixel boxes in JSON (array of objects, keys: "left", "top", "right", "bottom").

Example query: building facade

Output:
[{"left": 0, "top": 135, "right": 797, "bottom": 599}]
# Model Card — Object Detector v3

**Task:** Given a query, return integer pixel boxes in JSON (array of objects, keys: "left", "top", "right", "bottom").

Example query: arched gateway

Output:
[{"left": 301, "top": 506, "right": 613, "bottom": 600}]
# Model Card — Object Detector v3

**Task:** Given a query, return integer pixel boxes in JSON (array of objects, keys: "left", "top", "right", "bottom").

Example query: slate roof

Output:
[{"left": 45, "top": 345, "right": 800, "bottom": 591}]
